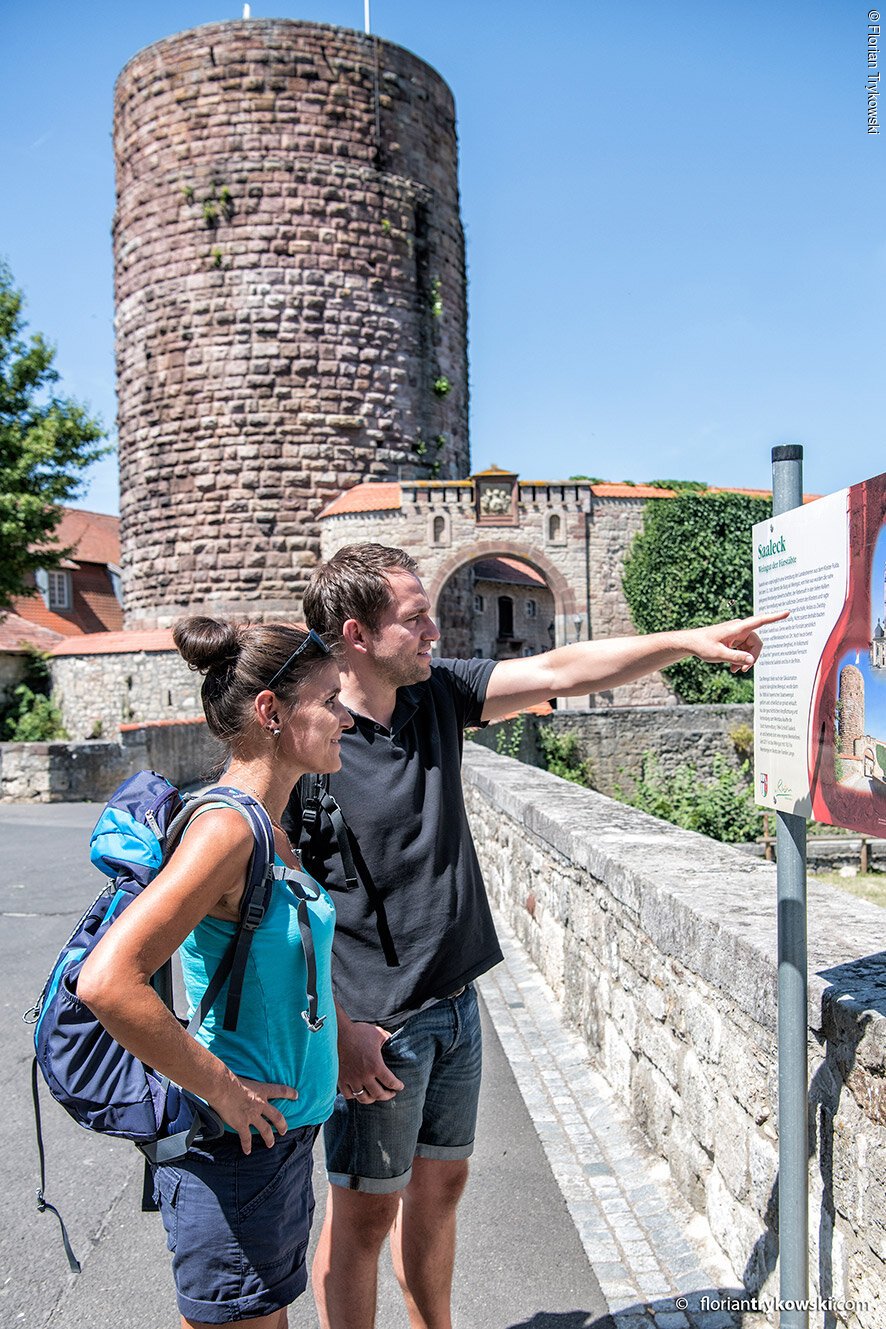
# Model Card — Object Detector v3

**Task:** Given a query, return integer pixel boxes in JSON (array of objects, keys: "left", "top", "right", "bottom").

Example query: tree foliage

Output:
[
  {"left": 622, "top": 491, "right": 771, "bottom": 702},
  {"left": 0, "top": 261, "right": 108, "bottom": 609}
]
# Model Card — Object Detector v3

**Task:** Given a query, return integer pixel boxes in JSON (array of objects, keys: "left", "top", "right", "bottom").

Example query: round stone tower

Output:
[{"left": 114, "top": 19, "right": 469, "bottom": 626}]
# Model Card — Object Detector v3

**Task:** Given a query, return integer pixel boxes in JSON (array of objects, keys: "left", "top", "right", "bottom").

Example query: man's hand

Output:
[
  {"left": 336, "top": 1007, "right": 405, "bottom": 1103},
  {"left": 680, "top": 609, "right": 788, "bottom": 674}
]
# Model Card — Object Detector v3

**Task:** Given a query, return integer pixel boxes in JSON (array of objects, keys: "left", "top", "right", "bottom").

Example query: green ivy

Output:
[
  {"left": 537, "top": 727, "right": 593, "bottom": 787},
  {"left": 616, "top": 753, "right": 762, "bottom": 844},
  {"left": 622, "top": 491, "right": 771, "bottom": 703},
  {"left": 646, "top": 478, "right": 709, "bottom": 493},
  {"left": 494, "top": 714, "right": 525, "bottom": 759}
]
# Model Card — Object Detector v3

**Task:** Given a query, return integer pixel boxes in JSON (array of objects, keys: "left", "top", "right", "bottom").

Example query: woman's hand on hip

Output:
[{"left": 212, "top": 1075, "right": 299, "bottom": 1153}]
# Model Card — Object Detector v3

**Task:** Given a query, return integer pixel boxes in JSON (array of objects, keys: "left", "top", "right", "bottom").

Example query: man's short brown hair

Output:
[{"left": 303, "top": 544, "right": 419, "bottom": 642}]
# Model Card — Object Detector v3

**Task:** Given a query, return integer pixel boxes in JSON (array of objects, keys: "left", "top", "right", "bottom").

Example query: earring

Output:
[{"left": 267, "top": 725, "right": 281, "bottom": 737}]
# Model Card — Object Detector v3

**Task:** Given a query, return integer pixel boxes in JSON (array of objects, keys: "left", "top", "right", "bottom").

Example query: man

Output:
[{"left": 286, "top": 543, "right": 781, "bottom": 1329}]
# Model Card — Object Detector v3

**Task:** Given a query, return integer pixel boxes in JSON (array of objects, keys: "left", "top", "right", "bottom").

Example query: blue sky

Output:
[{"left": 4, "top": 1, "right": 885, "bottom": 515}]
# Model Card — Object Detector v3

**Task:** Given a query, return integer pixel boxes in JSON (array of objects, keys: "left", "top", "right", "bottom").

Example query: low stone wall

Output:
[
  {"left": 0, "top": 719, "right": 222, "bottom": 802},
  {"left": 462, "top": 744, "right": 886, "bottom": 1324},
  {"left": 474, "top": 703, "right": 755, "bottom": 797}
]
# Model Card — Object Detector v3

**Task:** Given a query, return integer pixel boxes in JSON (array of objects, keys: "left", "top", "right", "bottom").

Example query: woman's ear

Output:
[{"left": 254, "top": 689, "right": 280, "bottom": 734}]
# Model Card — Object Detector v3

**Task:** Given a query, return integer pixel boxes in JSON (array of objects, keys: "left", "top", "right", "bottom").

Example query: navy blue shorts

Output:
[
  {"left": 153, "top": 1125, "right": 318, "bottom": 1324},
  {"left": 325, "top": 984, "right": 483, "bottom": 1193}
]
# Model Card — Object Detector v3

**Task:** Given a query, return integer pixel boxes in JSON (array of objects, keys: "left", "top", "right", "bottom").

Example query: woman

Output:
[{"left": 79, "top": 616, "right": 352, "bottom": 1328}]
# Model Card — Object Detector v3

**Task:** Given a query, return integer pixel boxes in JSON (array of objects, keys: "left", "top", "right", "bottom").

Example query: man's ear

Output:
[{"left": 341, "top": 618, "right": 371, "bottom": 654}]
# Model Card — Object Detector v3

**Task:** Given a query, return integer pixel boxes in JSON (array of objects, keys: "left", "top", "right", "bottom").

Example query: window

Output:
[
  {"left": 548, "top": 514, "right": 562, "bottom": 542},
  {"left": 107, "top": 566, "right": 123, "bottom": 604},
  {"left": 432, "top": 515, "right": 445, "bottom": 544},
  {"left": 46, "top": 569, "right": 72, "bottom": 610},
  {"left": 473, "top": 594, "right": 485, "bottom": 613},
  {"left": 497, "top": 596, "right": 514, "bottom": 638},
  {"left": 525, "top": 598, "right": 537, "bottom": 618}
]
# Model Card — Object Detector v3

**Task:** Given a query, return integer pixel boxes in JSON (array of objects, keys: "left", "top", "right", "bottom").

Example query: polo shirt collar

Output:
[{"left": 349, "top": 682, "right": 421, "bottom": 738}]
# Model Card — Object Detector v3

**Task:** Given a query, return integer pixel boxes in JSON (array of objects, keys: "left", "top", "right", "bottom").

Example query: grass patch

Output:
[{"left": 810, "top": 871, "right": 886, "bottom": 909}]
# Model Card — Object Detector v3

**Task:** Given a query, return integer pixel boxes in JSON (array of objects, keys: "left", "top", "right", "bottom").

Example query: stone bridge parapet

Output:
[{"left": 462, "top": 743, "right": 886, "bottom": 1322}]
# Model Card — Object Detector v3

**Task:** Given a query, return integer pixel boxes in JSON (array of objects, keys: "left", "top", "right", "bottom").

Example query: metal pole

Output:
[{"left": 771, "top": 443, "right": 808, "bottom": 1329}]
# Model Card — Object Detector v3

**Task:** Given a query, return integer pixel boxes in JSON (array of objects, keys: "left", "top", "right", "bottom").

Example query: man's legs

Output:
[
  {"left": 317, "top": 989, "right": 482, "bottom": 1329},
  {"left": 390, "top": 1156, "right": 470, "bottom": 1329},
  {"left": 312, "top": 1187, "right": 400, "bottom": 1329}
]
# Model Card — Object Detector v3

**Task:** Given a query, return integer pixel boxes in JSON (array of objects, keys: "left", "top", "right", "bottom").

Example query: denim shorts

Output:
[
  {"left": 325, "top": 983, "right": 483, "bottom": 1194},
  {"left": 153, "top": 1125, "right": 318, "bottom": 1323}
]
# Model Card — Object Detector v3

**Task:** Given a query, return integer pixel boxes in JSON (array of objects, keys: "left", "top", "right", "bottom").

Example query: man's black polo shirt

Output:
[{"left": 285, "top": 657, "right": 503, "bottom": 1025}]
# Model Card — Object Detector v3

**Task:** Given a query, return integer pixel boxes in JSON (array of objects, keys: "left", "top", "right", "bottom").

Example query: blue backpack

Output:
[{"left": 25, "top": 770, "right": 291, "bottom": 1271}]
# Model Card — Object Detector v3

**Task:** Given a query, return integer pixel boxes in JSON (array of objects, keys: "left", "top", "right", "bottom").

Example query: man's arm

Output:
[{"left": 481, "top": 610, "right": 787, "bottom": 723}]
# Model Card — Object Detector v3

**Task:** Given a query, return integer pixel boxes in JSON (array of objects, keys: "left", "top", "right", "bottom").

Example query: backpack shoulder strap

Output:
[
  {"left": 298, "top": 773, "right": 358, "bottom": 891},
  {"left": 272, "top": 864, "right": 327, "bottom": 1032},
  {"left": 167, "top": 788, "right": 275, "bottom": 1034}
]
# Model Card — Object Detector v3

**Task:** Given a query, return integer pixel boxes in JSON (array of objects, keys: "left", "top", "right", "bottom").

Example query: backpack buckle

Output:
[
  {"left": 302, "top": 1011, "right": 326, "bottom": 1033},
  {"left": 241, "top": 899, "right": 265, "bottom": 930},
  {"left": 301, "top": 803, "right": 320, "bottom": 830}
]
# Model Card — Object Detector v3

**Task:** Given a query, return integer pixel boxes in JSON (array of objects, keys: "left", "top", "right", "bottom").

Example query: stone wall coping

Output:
[
  {"left": 119, "top": 717, "right": 207, "bottom": 732},
  {"left": 462, "top": 744, "right": 886, "bottom": 1037}
]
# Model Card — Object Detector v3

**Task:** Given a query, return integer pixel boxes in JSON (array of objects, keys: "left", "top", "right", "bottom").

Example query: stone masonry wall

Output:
[
  {"left": 0, "top": 719, "right": 221, "bottom": 802},
  {"left": 473, "top": 703, "right": 755, "bottom": 798},
  {"left": 115, "top": 19, "right": 468, "bottom": 627},
  {"left": 463, "top": 744, "right": 886, "bottom": 1324},
  {"left": 50, "top": 651, "right": 203, "bottom": 741},
  {"left": 320, "top": 485, "right": 675, "bottom": 708}
]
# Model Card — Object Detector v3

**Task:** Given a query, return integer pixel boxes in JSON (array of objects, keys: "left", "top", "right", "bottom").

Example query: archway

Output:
[{"left": 429, "top": 543, "right": 574, "bottom": 661}]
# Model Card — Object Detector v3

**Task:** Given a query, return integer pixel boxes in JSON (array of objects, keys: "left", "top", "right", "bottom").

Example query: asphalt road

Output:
[{"left": 1, "top": 801, "right": 610, "bottom": 1329}]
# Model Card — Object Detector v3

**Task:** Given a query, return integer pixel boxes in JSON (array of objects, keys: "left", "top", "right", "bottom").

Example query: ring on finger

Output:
[{"left": 353, "top": 1087, "right": 367, "bottom": 1097}]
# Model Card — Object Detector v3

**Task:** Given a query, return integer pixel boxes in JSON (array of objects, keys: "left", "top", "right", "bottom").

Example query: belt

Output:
[{"left": 443, "top": 985, "right": 466, "bottom": 1001}]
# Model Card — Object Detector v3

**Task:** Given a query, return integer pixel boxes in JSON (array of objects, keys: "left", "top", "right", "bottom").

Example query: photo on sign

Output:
[{"left": 809, "top": 471, "right": 886, "bottom": 835}]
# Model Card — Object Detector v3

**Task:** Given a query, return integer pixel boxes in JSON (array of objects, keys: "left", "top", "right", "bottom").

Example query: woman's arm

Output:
[{"left": 77, "top": 808, "right": 297, "bottom": 1152}]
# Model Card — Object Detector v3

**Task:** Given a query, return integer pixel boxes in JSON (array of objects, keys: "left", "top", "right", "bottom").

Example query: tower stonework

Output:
[{"left": 114, "top": 19, "right": 469, "bottom": 626}]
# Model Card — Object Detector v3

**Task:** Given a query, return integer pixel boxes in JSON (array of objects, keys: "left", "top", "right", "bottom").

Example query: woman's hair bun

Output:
[{"left": 173, "top": 616, "right": 241, "bottom": 674}]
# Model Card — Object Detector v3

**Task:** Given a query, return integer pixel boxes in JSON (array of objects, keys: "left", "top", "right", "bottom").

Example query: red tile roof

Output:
[
  {"left": 0, "top": 611, "right": 64, "bottom": 653},
  {"left": 472, "top": 557, "right": 547, "bottom": 588},
  {"left": 590, "top": 483, "right": 678, "bottom": 499},
  {"left": 320, "top": 483, "right": 402, "bottom": 517},
  {"left": 50, "top": 508, "right": 121, "bottom": 565},
  {"left": 51, "top": 629, "right": 175, "bottom": 657}
]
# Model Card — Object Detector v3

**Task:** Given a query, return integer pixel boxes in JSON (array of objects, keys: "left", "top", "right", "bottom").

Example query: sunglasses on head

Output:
[{"left": 265, "top": 629, "right": 331, "bottom": 691}]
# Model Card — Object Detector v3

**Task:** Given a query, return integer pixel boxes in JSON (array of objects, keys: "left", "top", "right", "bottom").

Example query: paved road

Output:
[{"left": 1, "top": 802, "right": 609, "bottom": 1329}]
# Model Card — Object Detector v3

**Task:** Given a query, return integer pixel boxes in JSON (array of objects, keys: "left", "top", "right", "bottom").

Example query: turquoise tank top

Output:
[{"left": 179, "top": 855, "right": 338, "bottom": 1130}]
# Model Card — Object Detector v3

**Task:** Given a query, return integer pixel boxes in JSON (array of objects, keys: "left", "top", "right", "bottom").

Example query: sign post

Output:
[{"left": 771, "top": 444, "right": 809, "bottom": 1329}]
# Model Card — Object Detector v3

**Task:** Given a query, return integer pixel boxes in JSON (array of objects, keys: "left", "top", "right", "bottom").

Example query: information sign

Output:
[{"left": 753, "top": 469, "right": 886, "bottom": 835}]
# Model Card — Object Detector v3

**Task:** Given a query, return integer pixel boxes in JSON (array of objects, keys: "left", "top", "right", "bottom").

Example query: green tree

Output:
[
  {"left": 622, "top": 490, "right": 771, "bottom": 703},
  {"left": 0, "top": 262, "right": 108, "bottom": 610}
]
